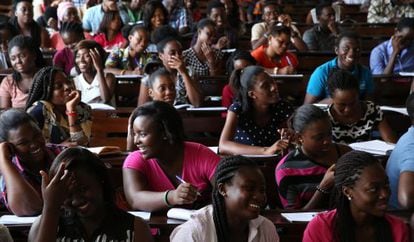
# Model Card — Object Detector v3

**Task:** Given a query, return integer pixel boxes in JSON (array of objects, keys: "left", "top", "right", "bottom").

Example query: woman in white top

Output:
[
  {"left": 73, "top": 40, "right": 116, "bottom": 106},
  {"left": 170, "top": 156, "right": 279, "bottom": 242}
]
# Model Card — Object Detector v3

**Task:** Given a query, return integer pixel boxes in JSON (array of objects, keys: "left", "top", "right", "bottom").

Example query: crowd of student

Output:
[{"left": 0, "top": 0, "right": 414, "bottom": 241}]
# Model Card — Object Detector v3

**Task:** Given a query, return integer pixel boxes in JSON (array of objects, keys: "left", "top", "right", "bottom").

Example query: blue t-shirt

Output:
[
  {"left": 306, "top": 58, "right": 374, "bottom": 100},
  {"left": 386, "top": 126, "right": 414, "bottom": 209}
]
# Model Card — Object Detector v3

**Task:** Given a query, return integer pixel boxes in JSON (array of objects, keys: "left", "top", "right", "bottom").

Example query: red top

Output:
[
  {"left": 93, "top": 32, "right": 127, "bottom": 50},
  {"left": 251, "top": 45, "right": 299, "bottom": 69}
]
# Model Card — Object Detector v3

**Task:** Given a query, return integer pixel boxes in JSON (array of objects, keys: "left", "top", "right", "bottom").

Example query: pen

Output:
[
  {"left": 175, "top": 175, "right": 201, "bottom": 196},
  {"left": 286, "top": 56, "right": 292, "bottom": 66}
]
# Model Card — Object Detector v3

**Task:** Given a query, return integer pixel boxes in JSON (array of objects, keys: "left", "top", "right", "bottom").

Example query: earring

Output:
[
  {"left": 163, "top": 136, "right": 168, "bottom": 140},
  {"left": 347, "top": 196, "right": 352, "bottom": 201},
  {"left": 220, "top": 192, "right": 227, "bottom": 197}
]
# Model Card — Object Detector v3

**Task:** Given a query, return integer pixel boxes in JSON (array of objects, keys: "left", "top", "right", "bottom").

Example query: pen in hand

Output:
[{"left": 175, "top": 175, "right": 201, "bottom": 196}]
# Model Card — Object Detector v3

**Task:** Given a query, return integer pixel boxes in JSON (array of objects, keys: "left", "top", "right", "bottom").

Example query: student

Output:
[
  {"left": 138, "top": 37, "right": 203, "bottom": 107},
  {"left": 126, "top": 69, "right": 176, "bottom": 151},
  {"left": 387, "top": 93, "right": 414, "bottom": 209},
  {"left": 303, "top": 151, "right": 409, "bottom": 242},
  {"left": 26, "top": 66, "right": 91, "bottom": 146},
  {"left": 222, "top": 50, "right": 257, "bottom": 109},
  {"left": 28, "top": 147, "right": 153, "bottom": 242},
  {"left": 163, "top": 0, "right": 190, "bottom": 34},
  {"left": 219, "top": 66, "right": 294, "bottom": 155},
  {"left": 0, "top": 109, "right": 63, "bottom": 216},
  {"left": 123, "top": 101, "right": 220, "bottom": 211},
  {"left": 93, "top": 10, "right": 127, "bottom": 50},
  {"left": 370, "top": 17, "right": 414, "bottom": 75},
  {"left": 105, "top": 24, "right": 152, "bottom": 75},
  {"left": 52, "top": 22, "right": 85, "bottom": 76},
  {"left": 304, "top": 31, "right": 374, "bottom": 104},
  {"left": 276, "top": 104, "right": 351, "bottom": 210},
  {"left": 0, "top": 35, "right": 44, "bottom": 109},
  {"left": 251, "top": 25, "right": 298, "bottom": 75},
  {"left": 9, "top": 0, "right": 49, "bottom": 48},
  {"left": 326, "top": 69, "right": 396, "bottom": 144},
  {"left": 170, "top": 156, "right": 279, "bottom": 242},
  {"left": 73, "top": 40, "right": 116, "bottom": 106},
  {"left": 183, "top": 18, "right": 224, "bottom": 76},
  {"left": 142, "top": 0, "right": 169, "bottom": 52}
]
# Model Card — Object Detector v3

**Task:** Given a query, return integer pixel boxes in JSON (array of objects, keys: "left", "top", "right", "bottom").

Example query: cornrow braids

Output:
[
  {"left": 333, "top": 151, "right": 393, "bottom": 242},
  {"left": 25, "top": 66, "right": 58, "bottom": 110},
  {"left": 212, "top": 156, "right": 258, "bottom": 242}
]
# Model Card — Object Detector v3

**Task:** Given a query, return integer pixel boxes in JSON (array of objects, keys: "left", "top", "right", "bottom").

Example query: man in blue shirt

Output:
[
  {"left": 386, "top": 93, "right": 414, "bottom": 209},
  {"left": 370, "top": 17, "right": 414, "bottom": 75}
]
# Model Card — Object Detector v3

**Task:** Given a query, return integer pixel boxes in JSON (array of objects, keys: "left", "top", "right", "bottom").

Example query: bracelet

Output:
[
  {"left": 316, "top": 185, "right": 330, "bottom": 195},
  {"left": 70, "top": 130, "right": 84, "bottom": 141},
  {"left": 66, "top": 110, "right": 77, "bottom": 116},
  {"left": 120, "top": 69, "right": 126, "bottom": 75},
  {"left": 164, "top": 190, "right": 173, "bottom": 207}
]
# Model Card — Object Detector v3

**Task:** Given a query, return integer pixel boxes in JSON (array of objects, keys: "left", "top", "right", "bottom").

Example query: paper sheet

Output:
[
  {"left": 128, "top": 211, "right": 151, "bottom": 221},
  {"left": 167, "top": 208, "right": 196, "bottom": 221},
  {"left": 281, "top": 212, "right": 321, "bottom": 222},
  {"left": 0, "top": 215, "right": 38, "bottom": 225},
  {"left": 349, "top": 140, "right": 395, "bottom": 155}
]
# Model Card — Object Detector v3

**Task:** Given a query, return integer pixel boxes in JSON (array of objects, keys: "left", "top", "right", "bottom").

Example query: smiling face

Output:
[
  {"left": 129, "top": 29, "right": 149, "bottom": 54},
  {"left": 109, "top": 13, "right": 122, "bottom": 31},
  {"left": 335, "top": 37, "right": 361, "bottom": 70},
  {"left": 9, "top": 46, "right": 36, "bottom": 74},
  {"left": 248, "top": 72, "right": 279, "bottom": 105},
  {"left": 221, "top": 166, "right": 266, "bottom": 221},
  {"left": 133, "top": 115, "right": 165, "bottom": 159},
  {"left": 262, "top": 4, "right": 278, "bottom": 26},
  {"left": 344, "top": 163, "right": 391, "bottom": 218},
  {"left": 15, "top": 1, "right": 33, "bottom": 25},
  {"left": 8, "top": 121, "right": 47, "bottom": 164},
  {"left": 208, "top": 7, "right": 226, "bottom": 28},
  {"left": 268, "top": 32, "right": 290, "bottom": 56},
  {"left": 299, "top": 118, "right": 332, "bottom": 156},
  {"left": 151, "top": 7, "right": 166, "bottom": 29},
  {"left": 64, "top": 168, "right": 105, "bottom": 218},
  {"left": 50, "top": 71, "right": 75, "bottom": 105},
  {"left": 75, "top": 48, "right": 93, "bottom": 73},
  {"left": 148, "top": 75, "right": 176, "bottom": 105}
]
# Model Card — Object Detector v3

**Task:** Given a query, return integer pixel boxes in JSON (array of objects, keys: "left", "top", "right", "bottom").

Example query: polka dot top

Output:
[{"left": 229, "top": 101, "right": 294, "bottom": 146}]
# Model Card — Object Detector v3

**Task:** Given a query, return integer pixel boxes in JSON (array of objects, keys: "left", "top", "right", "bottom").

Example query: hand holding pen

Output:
[{"left": 167, "top": 175, "right": 199, "bottom": 205}]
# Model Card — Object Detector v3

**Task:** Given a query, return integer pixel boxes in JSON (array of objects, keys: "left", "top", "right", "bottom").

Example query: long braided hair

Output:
[
  {"left": 25, "top": 66, "right": 60, "bottom": 110},
  {"left": 334, "top": 150, "right": 393, "bottom": 242},
  {"left": 212, "top": 156, "right": 260, "bottom": 242}
]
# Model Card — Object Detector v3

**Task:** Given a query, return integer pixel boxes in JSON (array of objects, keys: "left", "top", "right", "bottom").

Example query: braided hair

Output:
[
  {"left": 212, "top": 155, "right": 260, "bottom": 242},
  {"left": 25, "top": 66, "right": 60, "bottom": 110},
  {"left": 333, "top": 150, "right": 393, "bottom": 242}
]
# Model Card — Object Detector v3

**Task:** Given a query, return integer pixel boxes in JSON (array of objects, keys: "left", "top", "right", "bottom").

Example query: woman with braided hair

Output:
[
  {"left": 25, "top": 66, "right": 91, "bottom": 146},
  {"left": 170, "top": 155, "right": 279, "bottom": 242},
  {"left": 303, "top": 150, "right": 409, "bottom": 242}
]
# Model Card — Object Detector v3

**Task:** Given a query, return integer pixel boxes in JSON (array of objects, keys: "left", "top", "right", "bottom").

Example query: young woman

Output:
[
  {"left": 93, "top": 10, "right": 127, "bottom": 50},
  {"left": 183, "top": 18, "right": 224, "bottom": 77},
  {"left": 221, "top": 50, "right": 257, "bottom": 109},
  {"left": 327, "top": 69, "right": 396, "bottom": 144},
  {"left": 28, "top": 147, "right": 153, "bottom": 242},
  {"left": 170, "top": 156, "right": 279, "bottom": 242},
  {"left": 0, "top": 109, "right": 63, "bottom": 216},
  {"left": 9, "top": 0, "right": 49, "bottom": 48},
  {"left": 123, "top": 101, "right": 220, "bottom": 211},
  {"left": 142, "top": 0, "right": 169, "bottom": 52},
  {"left": 138, "top": 36, "right": 203, "bottom": 107},
  {"left": 303, "top": 151, "right": 409, "bottom": 242},
  {"left": 0, "top": 35, "right": 44, "bottom": 109},
  {"left": 219, "top": 65, "right": 294, "bottom": 155},
  {"left": 251, "top": 25, "right": 298, "bottom": 75},
  {"left": 126, "top": 69, "right": 177, "bottom": 151},
  {"left": 26, "top": 66, "right": 91, "bottom": 146},
  {"left": 0, "top": 21, "right": 15, "bottom": 73},
  {"left": 276, "top": 104, "right": 351, "bottom": 210},
  {"left": 105, "top": 24, "right": 152, "bottom": 76},
  {"left": 73, "top": 40, "right": 116, "bottom": 106},
  {"left": 52, "top": 21, "right": 85, "bottom": 76},
  {"left": 304, "top": 31, "right": 374, "bottom": 104}
]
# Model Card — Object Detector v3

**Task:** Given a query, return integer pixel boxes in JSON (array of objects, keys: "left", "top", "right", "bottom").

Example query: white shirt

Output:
[
  {"left": 170, "top": 205, "right": 279, "bottom": 242},
  {"left": 74, "top": 74, "right": 115, "bottom": 106}
]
